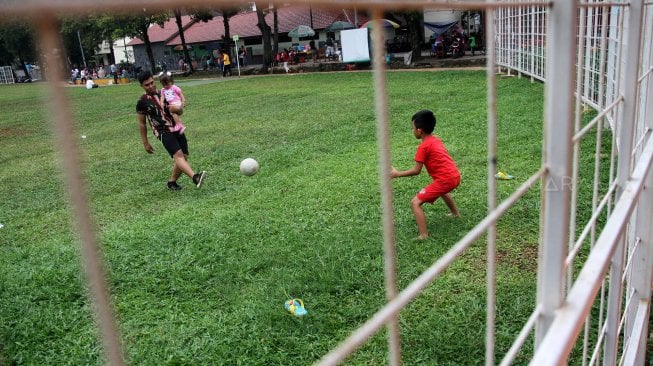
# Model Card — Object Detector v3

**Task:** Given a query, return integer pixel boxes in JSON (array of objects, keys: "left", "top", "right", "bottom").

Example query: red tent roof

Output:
[
  {"left": 131, "top": 6, "right": 367, "bottom": 47},
  {"left": 128, "top": 15, "right": 197, "bottom": 45}
]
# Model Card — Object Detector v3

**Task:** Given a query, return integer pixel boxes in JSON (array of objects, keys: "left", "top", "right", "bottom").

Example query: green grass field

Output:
[{"left": 0, "top": 70, "right": 610, "bottom": 365}]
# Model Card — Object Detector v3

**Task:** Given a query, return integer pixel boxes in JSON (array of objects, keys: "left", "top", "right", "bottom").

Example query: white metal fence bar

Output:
[
  {"left": 369, "top": 7, "right": 401, "bottom": 366},
  {"left": 620, "top": 300, "right": 650, "bottom": 365},
  {"left": 572, "top": 96, "right": 624, "bottom": 143},
  {"left": 3, "top": 1, "right": 652, "bottom": 365},
  {"left": 622, "top": 238, "right": 642, "bottom": 281},
  {"left": 580, "top": 1, "right": 631, "bottom": 5},
  {"left": 484, "top": 4, "right": 498, "bottom": 365},
  {"left": 535, "top": 0, "right": 576, "bottom": 346},
  {"left": 34, "top": 14, "right": 124, "bottom": 366},
  {"left": 582, "top": 12, "right": 609, "bottom": 358},
  {"left": 568, "top": 1, "right": 589, "bottom": 294},
  {"left": 586, "top": 8, "right": 612, "bottom": 364},
  {"left": 588, "top": 322, "right": 607, "bottom": 366},
  {"left": 604, "top": 1, "right": 646, "bottom": 363},
  {"left": 637, "top": 66, "right": 653, "bottom": 82},
  {"left": 530, "top": 133, "right": 653, "bottom": 364},
  {"left": 625, "top": 137, "right": 653, "bottom": 365},
  {"left": 565, "top": 181, "right": 618, "bottom": 267},
  {"left": 615, "top": 288, "right": 637, "bottom": 364},
  {"left": 632, "top": 129, "right": 652, "bottom": 158}
]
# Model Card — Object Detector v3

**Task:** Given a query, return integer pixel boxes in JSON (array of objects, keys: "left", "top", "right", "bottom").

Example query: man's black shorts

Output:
[{"left": 158, "top": 131, "right": 189, "bottom": 157}]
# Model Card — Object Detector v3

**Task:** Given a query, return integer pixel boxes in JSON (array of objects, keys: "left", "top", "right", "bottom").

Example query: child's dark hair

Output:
[
  {"left": 138, "top": 70, "right": 153, "bottom": 84},
  {"left": 159, "top": 73, "right": 173, "bottom": 85},
  {"left": 412, "top": 109, "right": 436, "bottom": 134}
]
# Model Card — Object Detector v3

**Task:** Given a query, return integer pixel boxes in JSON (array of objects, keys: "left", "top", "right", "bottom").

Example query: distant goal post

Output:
[{"left": 0, "top": 66, "right": 14, "bottom": 84}]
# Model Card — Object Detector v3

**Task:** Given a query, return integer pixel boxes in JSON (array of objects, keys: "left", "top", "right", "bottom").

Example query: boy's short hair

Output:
[
  {"left": 138, "top": 70, "right": 153, "bottom": 84},
  {"left": 412, "top": 109, "right": 437, "bottom": 134}
]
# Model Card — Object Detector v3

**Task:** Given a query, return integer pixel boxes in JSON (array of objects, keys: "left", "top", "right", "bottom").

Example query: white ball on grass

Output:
[{"left": 240, "top": 158, "right": 259, "bottom": 176}]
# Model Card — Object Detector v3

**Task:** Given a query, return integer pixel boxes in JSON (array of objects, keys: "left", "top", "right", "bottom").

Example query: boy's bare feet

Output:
[
  {"left": 412, "top": 234, "right": 429, "bottom": 241},
  {"left": 446, "top": 212, "right": 461, "bottom": 218}
]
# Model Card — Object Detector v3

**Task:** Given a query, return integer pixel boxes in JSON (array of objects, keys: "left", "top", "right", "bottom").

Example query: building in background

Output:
[{"left": 95, "top": 37, "right": 135, "bottom": 66}]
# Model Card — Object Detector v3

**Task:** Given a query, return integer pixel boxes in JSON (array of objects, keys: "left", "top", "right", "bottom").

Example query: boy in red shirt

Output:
[{"left": 391, "top": 109, "right": 461, "bottom": 240}]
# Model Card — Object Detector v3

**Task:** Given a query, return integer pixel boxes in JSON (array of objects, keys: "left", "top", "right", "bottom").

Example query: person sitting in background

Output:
[
  {"left": 432, "top": 34, "right": 445, "bottom": 57},
  {"left": 86, "top": 78, "right": 98, "bottom": 89},
  {"left": 326, "top": 37, "right": 335, "bottom": 59},
  {"left": 308, "top": 40, "right": 316, "bottom": 60},
  {"left": 289, "top": 49, "right": 298, "bottom": 64}
]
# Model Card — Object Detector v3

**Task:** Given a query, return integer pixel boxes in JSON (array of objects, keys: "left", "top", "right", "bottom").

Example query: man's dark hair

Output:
[
  {"left": 138, "top": 70, "right": 153, "bottom": 85},
  {"left": 412, "top": 109, "right": 436, "bottom": 134}
]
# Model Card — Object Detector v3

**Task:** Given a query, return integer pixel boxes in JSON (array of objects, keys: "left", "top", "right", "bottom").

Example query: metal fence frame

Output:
[
  {"left": 1, "top": 0, "right": 651, "bottom": 365},
  {"left": 0, "top": 66, "right": 15, "bottom": 84}
]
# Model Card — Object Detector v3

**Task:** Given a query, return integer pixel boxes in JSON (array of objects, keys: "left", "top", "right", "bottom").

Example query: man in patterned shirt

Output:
[{"left": 136, "top": 70, "right": 206, "bottom": 190}]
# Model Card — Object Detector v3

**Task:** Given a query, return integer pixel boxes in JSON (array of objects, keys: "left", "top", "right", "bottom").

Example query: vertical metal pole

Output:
[
  {"left": 569, "top": 4, "right": 587, "bottom": 294},
  {"left": 370, "top": 9, "right": 401, "bottom": 366},
  {"left": 625, "top": 154, "right": 653, "bottom": 365},
  {"left": 603, "top": 1, "right": 644, "bottom": 364},
  {"left": 484, "top": 4, "right": 497, "bottom": 365},
  {"left": 234, "top": 39, "right": 241, "bottom": 77},
  {"left": 625, "top": 10, "right": 653, "bottom": 362},
  {"left": 77, "top": 30, "right": 87, "bottom": 69},
  {"left": 354, "top": 7, "right": 358, "bottom": 28},
  {"left": 517, "top": 5, "right": 523, "bottom": 77},
  {"left": 530, "top": 6, "right": 535, "bottom": 81},
  {"left": 535, "top": 0, "right": 576, "bottom": 347},
  {"left": 37, "top": 15, "right": 123, "bottom": 366},
  {"left": 583, "top": 4, "right": 594, "bottom": 102},
  {"left": 507, "top": 6, "right": 512, "bottom": 76},
  {"left": 571, "top": 6, "right": 588, "bottom": 364},
  {"left": 584, "top": 6, "right": 611, "bottom": 366}
]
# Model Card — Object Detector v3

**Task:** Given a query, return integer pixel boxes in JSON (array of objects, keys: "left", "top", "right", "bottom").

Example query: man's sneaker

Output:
[
  {"left": 192, "top": 171, "right": 206, "bottom": 188},
  {"left": 167, "top": 181, "right": 182, "bottom": 191}
]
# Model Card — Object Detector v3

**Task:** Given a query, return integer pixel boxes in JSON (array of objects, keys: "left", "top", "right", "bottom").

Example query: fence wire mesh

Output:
[{"left": 1, "top": 0, "right": 651, "bottom": 365}]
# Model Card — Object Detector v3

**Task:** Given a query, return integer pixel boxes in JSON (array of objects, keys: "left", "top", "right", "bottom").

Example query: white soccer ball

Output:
[{"left": 239, "top": 158, "right": 259, "bottom": 176}]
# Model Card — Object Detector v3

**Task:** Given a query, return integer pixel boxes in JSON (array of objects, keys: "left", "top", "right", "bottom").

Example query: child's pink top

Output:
[{"left": 161, "top": 85, "right": 183, "bottom": 105}]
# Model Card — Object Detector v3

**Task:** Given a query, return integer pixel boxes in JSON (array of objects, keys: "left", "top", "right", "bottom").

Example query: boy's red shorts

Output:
[{"left": 416, "top": 175, "right": 461, "bottom": 203}]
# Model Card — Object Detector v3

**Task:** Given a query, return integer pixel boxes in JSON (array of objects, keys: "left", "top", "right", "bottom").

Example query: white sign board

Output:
[{"left": 341, "top": 28, "right": 370, "bottom": 63}]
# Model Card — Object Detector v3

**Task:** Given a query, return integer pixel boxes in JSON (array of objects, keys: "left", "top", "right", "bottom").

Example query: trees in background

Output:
[
  {"left": 0, "top": 20, "right": 36, "bottom": 77},
  {"left": 254, "top": 2, "right": 273, "bottom": 73},
  {"left": 1, "top": 7, "right": 430, "bottom": 77}
]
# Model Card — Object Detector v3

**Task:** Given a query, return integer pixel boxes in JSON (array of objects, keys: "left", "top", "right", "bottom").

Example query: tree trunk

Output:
[
  {"left": 140, "top": 23, "right": 156, "bottom": 73},
  {"left": 109, "top": 42, "right": 116, "bottom": 65},
  {"left": 174, "top": 9, "right": 194, "bottom": 73},
  {"left": 255, "top": 3, "right": 272, "bottom": 73},
  {"left": 406, "top": 11, "right": 424, "bottom": 61},
  {"left": 19, "top": 59, "right": 29, "bottom": 81},
  {"left": 273, "top": 5, "right": 279, "bottom": 56},
  {"left": 221, "top": 10, "right": 233, "bottom": 58}
]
